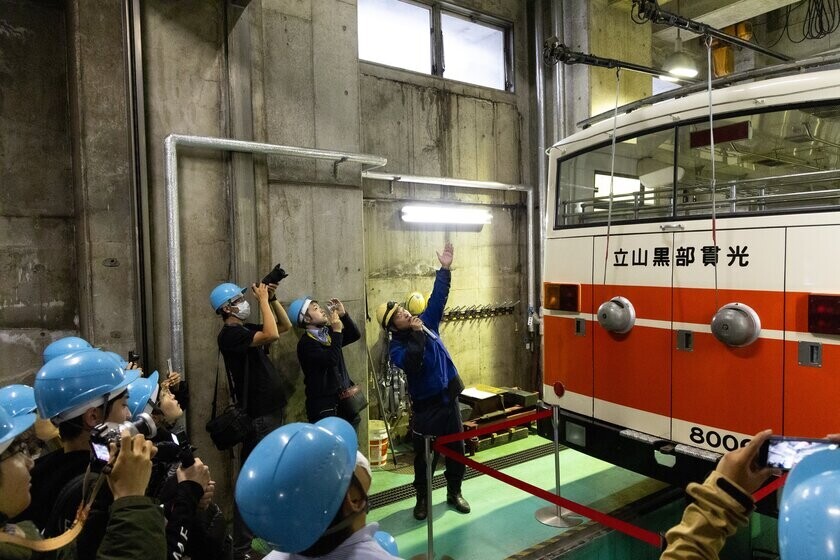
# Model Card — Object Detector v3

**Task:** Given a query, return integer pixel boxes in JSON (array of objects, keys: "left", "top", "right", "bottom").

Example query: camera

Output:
[
  {"left": 152, "top": 430, "right": 195, "bottom": 468},
  {"left": 90, "top": 412, "right": 157, "bottom": 467},
  {"left": 261, "top": 263, "right": 288, "bottom": 286},
  {"left": 127, "top": 350, "right": 141, "bottom": 365},
  {"left": 758, "top": 435, "right": 837, "bottom": 470}
]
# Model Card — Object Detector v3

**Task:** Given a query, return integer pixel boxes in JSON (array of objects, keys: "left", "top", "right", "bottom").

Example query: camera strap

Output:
[
  {"left": 0, "top": 468, "right": 107, "bottom": 551},
  {"left": 211, "top": 347, "right": 249, "bottom": 420}
]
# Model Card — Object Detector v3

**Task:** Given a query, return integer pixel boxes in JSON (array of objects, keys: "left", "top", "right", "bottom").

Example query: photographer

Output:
[
  {"left": 211, "top": 265, "right": 292, "bottom": 560},
  {"left": 21, "top": 349, "right": 139, "bottom": 533},
  {"left": 127, "top": 373, "right": 226, "bottom": 560},
  {"left": 287, "top": 297, "right": 363, "bottom": 429},
  {"left": 0, "top": 401, "right": 165, "bottom": 559}
]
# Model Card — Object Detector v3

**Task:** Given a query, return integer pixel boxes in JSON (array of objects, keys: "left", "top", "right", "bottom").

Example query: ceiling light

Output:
[
  {"left": 401, "top": 204, "right": 492, "bottom": 225},
  {"left": 663, "top": 28, "right": 698, "bottom": 79}
]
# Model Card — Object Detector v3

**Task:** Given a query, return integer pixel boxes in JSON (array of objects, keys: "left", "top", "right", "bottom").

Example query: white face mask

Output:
[{"left": 232, "top": 300, "right": 251, "bottom": 320}]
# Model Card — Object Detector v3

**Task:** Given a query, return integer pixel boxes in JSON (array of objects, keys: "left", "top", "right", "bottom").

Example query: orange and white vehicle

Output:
[{"left": 542, "top": 67, "right": 840, "bottom": 484}]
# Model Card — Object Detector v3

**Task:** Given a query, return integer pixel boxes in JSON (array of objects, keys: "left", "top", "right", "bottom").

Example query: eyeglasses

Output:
[{"left": 0, "top": 439, "right": 34, "bottom": 462}]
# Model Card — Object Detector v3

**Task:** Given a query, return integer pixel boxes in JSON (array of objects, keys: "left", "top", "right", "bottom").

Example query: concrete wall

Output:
[
  {"left": 359, "top": 0, "right": 534, "bottom": 435},
  {"left": 0, "top": 0, "right": 138, "bottom": 383}
]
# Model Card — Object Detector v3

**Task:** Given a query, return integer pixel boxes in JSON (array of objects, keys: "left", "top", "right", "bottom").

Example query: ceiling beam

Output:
[{"left": 654, "top": 0, "right": 800, "bottom": 43}]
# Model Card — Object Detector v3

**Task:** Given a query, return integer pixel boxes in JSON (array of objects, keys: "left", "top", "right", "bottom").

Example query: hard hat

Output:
[
  {"left": 34, "top": 349, "right": 141, "bottom": 423},
  {"left": 235, "top": 417, "right": 358, "bottom": 553},
  {"left": 43, "top": 336, "right": 93, "bottom": 364},
  {"left": 779, "top": 447, "right": 840, "bottom": 559},
  {"left": 126, "top": 371, "right": 160, "bottom": 420},
  {"left": 103, "top": 351, "right": 130, "bottom": 369},
  {"left": 0, "top": 405, "right": 36, "bottom": 456},
  {"left": 405, "top": 292, "right": 427, "bottom": 315},
  {"left": 0, "top": 385, "right": 37, "bottom": 417},
  {"left": 210, "top": 283, "right": 246, "bottom": 312},
  {"left": 375, "top": 301, "right": 399, "bottom": 330},
  {"left": 374, "top": 531, "right": 399, "bottom": 557},
  {"left": 287, "top": 297, "right": 313, "bottom": 327}
]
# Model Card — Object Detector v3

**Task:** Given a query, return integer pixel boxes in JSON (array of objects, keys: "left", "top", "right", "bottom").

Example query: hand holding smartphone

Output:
[{"left": 758, "top": 436, "right": 837, "bottom": 470}]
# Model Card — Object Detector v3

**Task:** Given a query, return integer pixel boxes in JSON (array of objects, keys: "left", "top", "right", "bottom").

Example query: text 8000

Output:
[{"left": 689, "top": 427, "right": 749, "bottom": 451}]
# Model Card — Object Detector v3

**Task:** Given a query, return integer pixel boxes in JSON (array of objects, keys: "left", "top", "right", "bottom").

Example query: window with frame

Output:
[{"left": 357, "top": 0, "right": 513, "bottom": 92}]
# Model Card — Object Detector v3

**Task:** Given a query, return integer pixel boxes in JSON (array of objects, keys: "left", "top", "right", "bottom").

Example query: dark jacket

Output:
[
  {"left": 390, "top": 269, "right": 460, "bottom": 403},
  {"left": 296, "top": 314, "right": 360, "bottom": 415}
]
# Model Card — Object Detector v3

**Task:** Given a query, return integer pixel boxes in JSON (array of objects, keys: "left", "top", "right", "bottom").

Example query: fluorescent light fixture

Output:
[{"left": 401, "top": 204, "right": 492, "bottom": 224}]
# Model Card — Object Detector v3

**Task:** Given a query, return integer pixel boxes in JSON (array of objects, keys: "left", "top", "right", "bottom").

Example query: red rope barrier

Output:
[
  {"left": 435, "top": 408, "right": 552, "bottom": 446},
  {"left": 434, "top": 443, "right": 665, "bottom": 549},
  {"left": 752, "top": 473, "right": 787, "bottom": 502}
]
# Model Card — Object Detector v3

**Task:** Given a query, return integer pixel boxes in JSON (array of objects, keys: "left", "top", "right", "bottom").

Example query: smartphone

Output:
[{"left": 758, "top": 436, "right": 837, "bottom": 470}]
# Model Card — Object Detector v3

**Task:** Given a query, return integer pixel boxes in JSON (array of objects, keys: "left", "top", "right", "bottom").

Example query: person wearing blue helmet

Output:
[
  {"left": 0, "top": 385, "right": 36, "bottom": 418},
  {"left": 19, "top": 350, "right": 139, "bottom": 532},
  {"left": 212, "top": 278, "right": 292, "bottom": 560},
  {"left": 289, "top": 296, "right": 364, "bottom": 429},
  {"left": 42, "top": 336, "right": 92, "bottom": 364},
  {"left": 375, "top": 242, "right": 469, "bottom": 521},
  {"left": 236, "top": 418, "right": 400, "bottom": 560},
  {"left": 660, "top": 430, "right": 840, "bottom": 559},
  {"left": 0, "top": 400, "right": 166, "bottom": 559}
]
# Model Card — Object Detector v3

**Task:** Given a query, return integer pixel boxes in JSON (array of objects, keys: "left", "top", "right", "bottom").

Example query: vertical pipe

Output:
[
  {"left": 425, "top": 435, "right": 435, "bottom": 560},
  {"left": 552, "top": 404, "right": 561, "bottom": 514},
  {"left": 164, "top": 136, "right": 185, "bottom": 372},
  {"left": 527, "top": 189, "right": 535, "bottom": 332},
  {"left": 551, "top": 0, "right": 566, "bottom": 141},
  {"left": 534, "top": 0, "right": 547, "bottom": 277}
]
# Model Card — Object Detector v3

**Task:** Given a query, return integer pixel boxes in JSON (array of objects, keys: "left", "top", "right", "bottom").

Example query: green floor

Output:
[{"left": 367, "top": 435, "right": 780, "bottom": 560}]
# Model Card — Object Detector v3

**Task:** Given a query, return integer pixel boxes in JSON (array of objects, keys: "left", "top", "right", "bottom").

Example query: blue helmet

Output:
[
  {"left": 779, "top": 447, "right": 840, "bottom": 559},
  {"left": 43, "top": 336, "right": 92, "bottom": 364},
  {"left": 34, "top": 349, "right": 141, "bottom": 423},
  {"left": 0, "top": 405, "right": 36, "bottom": 456},
  {"left": 374, "top": 531, "right": 399, "bottom": 557},
  {"left": 102, "top": 351, "right": 130, "bottom": 369},
  {"left": 210, "top": 283, "right": 246, "bottom": 313},
  {"left": 235, "top": 418, "right": 358, "bottom": 553},
  {"left": 0, "top": 385, "right": 37, "bottom": 417},
  {"left": 287, "top": 297, "right": 313, "bottom": 327},
  {"left": 126, "top": 371, "right": 160, "bottom": 420}
]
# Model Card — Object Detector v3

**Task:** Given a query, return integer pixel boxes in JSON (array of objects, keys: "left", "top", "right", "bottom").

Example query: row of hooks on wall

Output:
[{"left": 442, "top": 301, "right": 519, "bottom": 321}]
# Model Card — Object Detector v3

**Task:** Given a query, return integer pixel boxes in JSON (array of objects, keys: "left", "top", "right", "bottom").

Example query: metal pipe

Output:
[
  {"left": 577, "top": 52, "right": 840, "bottom": 129},
  {"left": 361, "top": 171, "right": 536, "bottom": 335},
  {"left": 165, "top": 134, "right": 387, "bottom": 371},
  {"left": 544, "top": 39, "right": 695, "bottom": 80},
  {"left": 551, "top": 0, "right": 566, "bottom": 141},
  {"left": 425, "top": 435, "right": 435, "bottom": 560},
  {"left": 534, "top": 0, "right": 547, "bottom": 337},
  {"left": 633, "top": 0, "right": 791, "bottom": 62}
]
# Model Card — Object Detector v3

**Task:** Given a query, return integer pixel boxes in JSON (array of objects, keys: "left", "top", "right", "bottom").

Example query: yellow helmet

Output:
[
  {"left": 405, "top": 292, "right": 427, "bottom": 315},
  {"left": 375, "top": 301, "right": 399, "bottom": 330}
]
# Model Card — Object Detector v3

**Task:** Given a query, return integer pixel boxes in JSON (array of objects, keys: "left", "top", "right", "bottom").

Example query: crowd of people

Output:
[{"left": 2, "top": 240, "right": 835, "bottom": 560}]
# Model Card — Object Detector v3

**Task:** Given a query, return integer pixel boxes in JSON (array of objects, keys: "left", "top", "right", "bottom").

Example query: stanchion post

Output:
[
  {"left": 535, "top": 404, "right": 582, "bottom": 528},
  {"left": 425, "top": 435, "right": 435, "bottom": 560}
]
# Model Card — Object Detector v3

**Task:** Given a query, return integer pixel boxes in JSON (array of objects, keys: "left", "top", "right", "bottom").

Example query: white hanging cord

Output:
[
  {"left": 705, "top": 35, "right": 719, "bottom": 309},
  {"left": 603, "top": 68, "right": 622, "bottom": 285}
]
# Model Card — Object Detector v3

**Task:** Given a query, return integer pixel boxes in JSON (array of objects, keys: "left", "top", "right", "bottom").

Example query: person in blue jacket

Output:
[{"left": 375, "top": 242, "right": 469, "bottom": 521}]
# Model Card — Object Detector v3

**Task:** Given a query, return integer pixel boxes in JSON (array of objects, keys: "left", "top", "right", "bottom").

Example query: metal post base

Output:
[{"left": 535, "top": 506, "right": 584, "bottom": 528}]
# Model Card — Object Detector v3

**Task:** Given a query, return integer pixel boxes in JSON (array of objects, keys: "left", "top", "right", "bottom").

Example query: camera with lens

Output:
[
  {"left": 127, "top": 350, "right": 141, "bottom": 365},
  {"left": 261, "top": 263, "right": 288, "bottom": 286},
  {"left": 89, "top": 412, "right": 157, "bottom": 468}
]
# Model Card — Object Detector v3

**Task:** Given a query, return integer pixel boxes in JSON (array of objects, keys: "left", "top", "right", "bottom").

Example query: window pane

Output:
[
  {"left": 441, "top": 13, "right": 506, "bottom": 90},
  {"left": 556, "top": 129, "right": 677, "bottom": 227},
  {"left": 676, "top": 106, "right": 840, "bottom": 217},
  {"left": 358, "top": 0, "right": 431, "bottom": 75}
]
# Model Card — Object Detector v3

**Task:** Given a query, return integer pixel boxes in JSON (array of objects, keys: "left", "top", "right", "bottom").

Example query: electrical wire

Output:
[
  {"left": 602, "top": 68, "right": 622, "bottom": 286},
  {"left": 754, "top": 0, "right": 840, "bottom": 48},
  {"left": 705, "top": 36, "right": 719, "bottom": 311}
]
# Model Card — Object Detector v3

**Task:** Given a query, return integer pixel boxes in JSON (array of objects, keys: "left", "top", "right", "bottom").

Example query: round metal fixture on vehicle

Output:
[
  {"left": 710, "top": 302, "right": 761, "bottom": 347},
  {"left": 597, "top": 296, "right": 636, "bottom": 334}
]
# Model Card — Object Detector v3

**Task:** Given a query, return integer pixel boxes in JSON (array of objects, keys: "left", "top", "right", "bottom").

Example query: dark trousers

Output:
[
  {"left": 306, "top": 396, "right": 361, "bottom": 431},
  {"left": 412, "top": 397, "right": 466, "bottom": 495},
  {"left": 233, "top": 411, "right": 284, "bottom": 558}
]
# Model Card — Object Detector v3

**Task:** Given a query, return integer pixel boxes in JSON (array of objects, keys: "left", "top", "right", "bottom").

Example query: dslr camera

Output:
[
  {"left": 90, "top": 412, "right": 157, "bottom": 468},
  {"left": 261, "top": 263, "right": 288, "bottom": 286}
]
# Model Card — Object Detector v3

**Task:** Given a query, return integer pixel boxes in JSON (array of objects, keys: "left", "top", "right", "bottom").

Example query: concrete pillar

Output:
[{"left": 66, "top": 0, "right": 138, "bottom": 357}]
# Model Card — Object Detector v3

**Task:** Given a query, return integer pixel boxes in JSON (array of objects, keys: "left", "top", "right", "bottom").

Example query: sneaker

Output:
[
  {"left": 446, "top": 492, "right": 470, "bottom": 514},
  {"left": 413, "top": 493, "right": 428, "bottom": 520}
]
